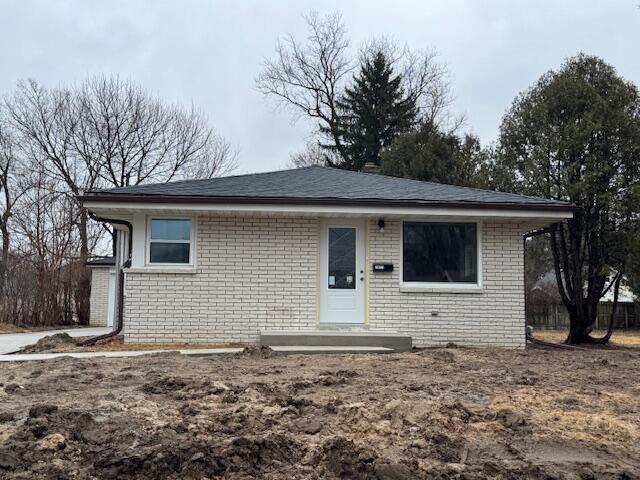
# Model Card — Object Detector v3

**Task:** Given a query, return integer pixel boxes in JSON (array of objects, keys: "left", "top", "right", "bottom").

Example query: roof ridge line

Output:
[
  {"left": 331, "top": 167, "right": 572, "bottom": 205},
  {"left": 88, "top": 165, "right": 322, "bottom": 194}
]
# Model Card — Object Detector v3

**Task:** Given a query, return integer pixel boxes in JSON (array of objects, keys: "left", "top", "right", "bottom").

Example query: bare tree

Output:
[
  {"left": 4, "top": 75, "right": 236, "bottom": 324},
  {"left": 257, "top": 12, "right": 353, "bottom": 161},
  {"left": 73, "top": 76, "right": 237, "bottom": 187},
  {"left": 0, "top": 123, "right": 13, "bottom": 297},
  {"left": 180, "top": 133, "right": 238, "bottom": 180},
  {"left": 257, "top": 11, "right": 455, "bottom": 164},
  {"left": 0, "top": 112, "right": 31, "bottom": 298},
  {"left": 8, "top": 167, "right": 83, "bottom": 326},
  {"left": 287, "top": 138, "right": 340, "bottom": 168},
  {"left": 5, "top": 79, "right": 102, "bottom": 323}
]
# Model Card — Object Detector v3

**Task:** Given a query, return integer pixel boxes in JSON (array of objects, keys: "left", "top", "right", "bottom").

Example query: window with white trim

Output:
[
  {"left": 147, "top": 218, "right": 193, "bottom": 265},
  {"left": 402, "top": 222, "right": 478, "bottom": 284}
]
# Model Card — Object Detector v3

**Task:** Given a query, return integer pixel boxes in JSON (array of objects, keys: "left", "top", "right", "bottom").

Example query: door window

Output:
[{"left": 328, "top": 227, "right": 356, "bottom": 289}]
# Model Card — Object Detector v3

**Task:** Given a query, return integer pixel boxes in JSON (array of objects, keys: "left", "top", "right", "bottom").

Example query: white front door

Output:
[{"left": 319, "top": 220, "right": 365, "bottom": 324}]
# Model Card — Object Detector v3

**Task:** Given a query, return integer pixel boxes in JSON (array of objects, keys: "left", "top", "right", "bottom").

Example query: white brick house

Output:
[{"left": 79, "top": 166, "right": 574, "bottom": 348}]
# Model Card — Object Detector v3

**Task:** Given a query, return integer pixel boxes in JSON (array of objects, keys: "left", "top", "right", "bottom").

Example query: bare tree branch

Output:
[
  {"left": 257, "top": 12, "right": 456, "bottom": 164},
  {"left": 287, "top": 137, "right": 340, "bottom": 168},
  {"left": 1, "top": 75, "right": 237, "bottom": 325},
  {"left": 256, "top": 11, "right": 353, "bottom": 161}
]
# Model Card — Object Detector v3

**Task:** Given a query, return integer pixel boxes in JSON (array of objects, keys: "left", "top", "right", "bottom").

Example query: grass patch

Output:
[
  {"left": 0, "top": 323, "right": 28, "bottom": 334},
  {"left": 533, "top": 328, "right": 640, "bottom": 347}
]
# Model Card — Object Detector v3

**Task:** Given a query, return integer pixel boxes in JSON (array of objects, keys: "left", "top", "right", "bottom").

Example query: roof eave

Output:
[{"left": 77, "top": 193, "right": 578, "bottom": 213}]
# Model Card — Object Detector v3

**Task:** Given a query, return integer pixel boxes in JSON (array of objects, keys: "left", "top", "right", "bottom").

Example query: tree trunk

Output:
[
  {"left": 589, "top": 273, "right": 622, "bottom": 344},
  {"left": 0, "top": 222, "right": 8, "bottom": 323},
  {"left": 0, "top": 223, "right": 9, "bottom": 297},
  {"left": 549, "top": 221, "right": 614, "bottom": 345},
  {"left": 565, "top": 298, "right": 600, "bottom": 344},
  {"left": 565, "top": 313, "right": 589, "bottom": 344},
  {"left": 565, "top": 274, "right": 622, "bottom": 344}
]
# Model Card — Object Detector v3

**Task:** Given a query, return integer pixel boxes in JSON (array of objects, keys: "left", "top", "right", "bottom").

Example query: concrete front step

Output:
[
  {"left": 260, "top": 330, "right": 412, "bottom": 352},
  {"left": 270, "top": 345, "right": 394, "bottom": 354}
]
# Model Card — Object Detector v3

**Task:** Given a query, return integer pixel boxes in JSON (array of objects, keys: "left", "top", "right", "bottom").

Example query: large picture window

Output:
[
  {"left": 148, "top": 218, "right": 193, "bottom": 265},
  {"left": 402, "top": 222, "right": 478, "bottom": 284}
]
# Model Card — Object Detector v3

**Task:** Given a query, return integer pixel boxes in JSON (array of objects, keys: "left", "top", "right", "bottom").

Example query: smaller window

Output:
[{"left": 148, "top": 218, "right": 192, "bottom": 265}]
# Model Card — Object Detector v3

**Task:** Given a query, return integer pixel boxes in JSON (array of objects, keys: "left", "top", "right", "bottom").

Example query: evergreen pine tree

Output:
[{"left": 330, "top": 50, "right": 417, "bottom": 171}]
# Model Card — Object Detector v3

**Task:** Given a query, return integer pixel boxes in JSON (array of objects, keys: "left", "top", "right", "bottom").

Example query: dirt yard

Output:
[
  {"left": 0, "top": 346, "right": 639, "bottom": 479},
  {"left": 17, "top": 333, "right": 242, "bottom": 354}
]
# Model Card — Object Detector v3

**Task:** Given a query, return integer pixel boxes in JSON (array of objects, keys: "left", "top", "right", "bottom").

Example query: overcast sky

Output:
[{"left": 1, "top": 0, "right": 638, "bottom": 174}]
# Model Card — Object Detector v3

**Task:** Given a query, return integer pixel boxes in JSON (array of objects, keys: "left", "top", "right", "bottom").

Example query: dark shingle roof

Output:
[
  {"left": 86, "top": 256, "right": 116, "bottom": 267},
  {"left": 82, "top": 166, "right": 572, "bottom": 210}
]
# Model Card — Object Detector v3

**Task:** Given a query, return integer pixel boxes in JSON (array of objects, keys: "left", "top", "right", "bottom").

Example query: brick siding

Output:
[
  {"left": 123, "top": 215, "right": 531, "bottom": 347},
  {"left": 367, "top": 219, "right": 530, "bottom": 348},
  {"left": 124, "top": 216, "right": 318, "bottom": 343},
  {"left": 89, "top": 268, "right": 110, "bottom": 327}
]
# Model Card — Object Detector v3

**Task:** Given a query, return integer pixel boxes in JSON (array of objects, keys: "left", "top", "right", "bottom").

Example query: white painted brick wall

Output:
[
  {"left": 89, "top": 268, "right": 109, "bottom": 327},
  {"left": 124, "top": 216, "right": 319, "bottom": 343},
  {"left": 367, "top": 219, "right": 529, "bottom": 348},
  {"left": 123, "top": 215, "right": 531, "bottom": 348}
]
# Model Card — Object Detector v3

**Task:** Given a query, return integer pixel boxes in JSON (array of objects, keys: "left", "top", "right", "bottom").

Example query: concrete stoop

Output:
[{"left": 259, "top": 330, "right": 413, "bottom": 353}]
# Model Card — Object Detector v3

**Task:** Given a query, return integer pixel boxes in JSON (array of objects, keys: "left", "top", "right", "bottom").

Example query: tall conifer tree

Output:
[{"left": 330, "top": 50, "right": 416, "bottom": 170}]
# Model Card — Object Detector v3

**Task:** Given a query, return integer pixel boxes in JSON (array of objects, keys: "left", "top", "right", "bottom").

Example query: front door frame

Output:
[{"left": 319, "top": 219, "right": 366, "bottom": 325}]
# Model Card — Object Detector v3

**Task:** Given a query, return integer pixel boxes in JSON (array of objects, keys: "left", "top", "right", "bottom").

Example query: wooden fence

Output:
[{"left": 527, "top": 302, "right": 639, "bottom": 330}]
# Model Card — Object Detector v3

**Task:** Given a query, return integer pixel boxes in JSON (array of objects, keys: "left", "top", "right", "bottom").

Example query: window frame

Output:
[
  {"left": 399, "top": 219, "right": 482, "bottom": 291},
  {"left": 145, "top": 216, "right": 196, "bottom": 267}
]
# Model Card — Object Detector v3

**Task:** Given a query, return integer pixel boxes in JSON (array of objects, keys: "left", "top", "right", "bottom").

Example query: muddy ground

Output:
[
  {"left": 17, "top": 333, "right": 242, "bottom": 354},
  {"left": 0, "top": 346, "right": 639, "bottom": 479}
]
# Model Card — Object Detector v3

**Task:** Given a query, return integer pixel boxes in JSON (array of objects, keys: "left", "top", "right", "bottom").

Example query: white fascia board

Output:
[{"left": 83, "top": 201, "right": 574, "bottom": 220}]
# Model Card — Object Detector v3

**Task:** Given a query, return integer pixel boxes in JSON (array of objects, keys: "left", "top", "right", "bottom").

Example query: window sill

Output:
[
  {"left": 399, "top": 285, "right": 484, "bottom": 294},
  {"left": 125, "top": 266, "right": 197, "bottom": 275}
]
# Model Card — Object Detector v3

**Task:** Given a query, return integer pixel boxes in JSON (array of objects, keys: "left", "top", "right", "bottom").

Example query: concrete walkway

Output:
[
  {"left": 0, "top": 345, "right": 394, "bottom": 362},
  {"left": 0, "top": 347, "right": 244, "bottom": 362},
  {"left": 0, "top": 327, "right": 111, "bottom": 355}
]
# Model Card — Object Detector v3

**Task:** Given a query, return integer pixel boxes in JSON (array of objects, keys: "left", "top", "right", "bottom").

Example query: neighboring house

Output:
[
  {"left": 79, "top": 166, "right": 574, "bottom": 348},
  {"left": 87, "top": 257, "right": 116, "bottom": 328},
  {"left": 528, "top": 271, "right": 638, "bottom": 329}
]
